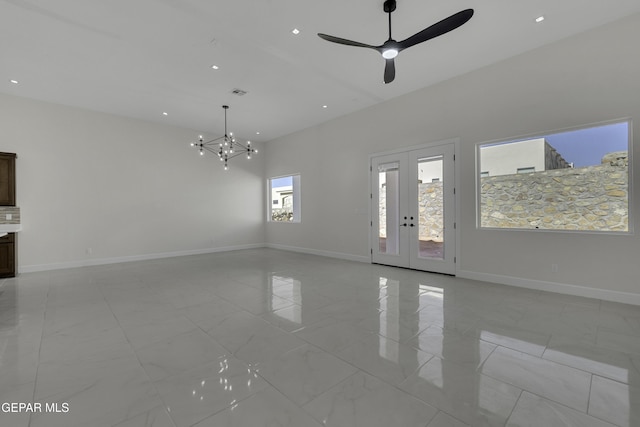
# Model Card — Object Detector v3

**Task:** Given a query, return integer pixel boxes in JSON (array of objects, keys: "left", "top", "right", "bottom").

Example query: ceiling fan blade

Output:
[
  {"left": 398, "top": 9, "right": 474, "bottom": 51},
  {"left": 318, "top": 33, "right": 377, "bottom": 49},
  {"left": 384, "top": 58, "right": 395, "bottom": 84}
]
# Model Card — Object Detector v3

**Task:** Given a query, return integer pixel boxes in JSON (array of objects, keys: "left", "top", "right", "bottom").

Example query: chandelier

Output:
[{"left": 190, "top": 105, "right": 257, "bottom": 170}]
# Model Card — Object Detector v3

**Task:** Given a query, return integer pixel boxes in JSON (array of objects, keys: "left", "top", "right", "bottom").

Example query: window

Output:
[
  {"left": 269, "top": 175, "right": 300, "bottom": 222},
  {"left": 517, "top": 167, "right": 535, "bottom": 174},
  {"left": 478, "top": 120, "right": 631, "bottom": 233}
]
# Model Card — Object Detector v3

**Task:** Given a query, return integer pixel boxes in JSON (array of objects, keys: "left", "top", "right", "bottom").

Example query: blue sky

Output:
[
  {"left": 271, "top": 176, "right": 292, "bottom": 188},
  {"left": 545, "top": 121, "right": 628, "bottom": 168}
]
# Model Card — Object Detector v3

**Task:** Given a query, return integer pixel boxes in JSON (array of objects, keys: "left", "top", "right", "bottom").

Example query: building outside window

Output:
[{"left": 269, "top": 175, "right": 300, "bottom": 222}]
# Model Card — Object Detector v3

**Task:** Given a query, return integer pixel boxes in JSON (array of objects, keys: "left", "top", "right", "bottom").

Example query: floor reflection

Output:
[
  {"left": 1, "top": 249, "right": 638, "bottom": 427},
  {"left": 270, "top": 275, "right": 302, "bottom": 324},
  {"left": 372, "top": 270, "right": 639, "bottom": 426}
]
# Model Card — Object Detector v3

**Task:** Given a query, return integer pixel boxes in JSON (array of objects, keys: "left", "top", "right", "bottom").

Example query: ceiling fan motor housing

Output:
[{"left": 383, "top": 0, "right": 397, "bottom": 13}]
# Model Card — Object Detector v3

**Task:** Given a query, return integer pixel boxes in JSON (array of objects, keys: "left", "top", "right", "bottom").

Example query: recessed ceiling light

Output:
[
  {"left": 10, "top": 79, "right": 19, "bottom": 84},
  {"left": 256, "top": 131, "right": 260, "bottom": 135},
  {"left": 211, "top": 65, "right": 219, "bottom": 70},
  {"left": 162, "top": 112, "right": 168, "bottom": 116},
  {"left": 322, "top": 105, "right": 328, "bottom": 109},
  {"left": 291, "top": 28, "right": 300, "bottom": 35},
  {"left": 535, "top": 16, "right": 545, "bottom": 23}
]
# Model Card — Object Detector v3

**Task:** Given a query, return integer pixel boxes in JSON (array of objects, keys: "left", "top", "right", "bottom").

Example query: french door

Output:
[{"left": 371, "top": 143, "right": 456, "bottom": 275}]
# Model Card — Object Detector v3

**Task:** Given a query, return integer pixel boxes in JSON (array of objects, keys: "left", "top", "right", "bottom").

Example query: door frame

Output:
[{"left": 369, "top": 138, "right": 460, "bottom": 275}]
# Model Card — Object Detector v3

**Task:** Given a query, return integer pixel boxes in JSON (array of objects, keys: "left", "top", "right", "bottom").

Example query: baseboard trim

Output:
[
  {"left": 19, "top": 243, "right": 266, "bottom": 274},
  {"left": 458, "top": 269, "right": 640, "bottom": 306},
  {"left": 266, "top": 243, "right": 370, "bottom": 264}
]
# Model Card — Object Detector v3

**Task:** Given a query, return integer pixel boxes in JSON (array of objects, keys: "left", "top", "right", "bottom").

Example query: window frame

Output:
[
  {"left": 268, "top": 174, "right": 301, "bottom": 223},
  {"left": 476, "top": 118, "right": 633, "bottom": 235}
]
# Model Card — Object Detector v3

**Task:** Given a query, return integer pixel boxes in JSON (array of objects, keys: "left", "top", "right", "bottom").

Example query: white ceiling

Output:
[{"left": 2, "top": 0, "right": 640, "bottom": 143}]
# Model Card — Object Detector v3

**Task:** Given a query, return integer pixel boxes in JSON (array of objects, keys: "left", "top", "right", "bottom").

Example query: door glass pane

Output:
[
  {"left": 378, "top": 162, "right": 399, "bottom": 255},
  {"left": 417, "top": 156, "right": 444, "bottom": 259}
]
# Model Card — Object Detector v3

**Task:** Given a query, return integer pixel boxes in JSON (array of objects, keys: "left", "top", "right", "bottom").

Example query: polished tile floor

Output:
[{"left": 1, "top": 248, "right": 639, "bottom": 427}]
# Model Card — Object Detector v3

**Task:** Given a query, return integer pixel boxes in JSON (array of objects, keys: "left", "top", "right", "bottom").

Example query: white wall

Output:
[
  {"left": 0, "top": 93, "right": 265, "bottom": 272},
  {"left": 264, "top": 13, "right": 640, "bottom": 301}
]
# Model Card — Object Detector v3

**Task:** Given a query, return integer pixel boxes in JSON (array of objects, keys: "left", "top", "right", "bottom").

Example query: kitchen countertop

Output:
[{"left": 0, "top": 224, "right": 21, "bottom": 233}]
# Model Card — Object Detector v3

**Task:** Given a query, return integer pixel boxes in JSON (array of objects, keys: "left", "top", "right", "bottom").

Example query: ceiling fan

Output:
[{"left": 318, "top": 0, "right": 474, "bottom": 84}]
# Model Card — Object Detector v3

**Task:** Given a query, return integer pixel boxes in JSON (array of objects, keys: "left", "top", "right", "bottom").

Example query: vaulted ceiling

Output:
[{"left": 2, "top": 0, "right": 640, "bottom": 142}]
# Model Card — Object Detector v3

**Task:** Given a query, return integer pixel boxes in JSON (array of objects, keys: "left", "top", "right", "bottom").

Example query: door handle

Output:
[
  {"left": 409, "top": 223, "right": 415, "bottom": 227},
  {"left": 401, "top": 223, "right": 407, "bottom": 227}
]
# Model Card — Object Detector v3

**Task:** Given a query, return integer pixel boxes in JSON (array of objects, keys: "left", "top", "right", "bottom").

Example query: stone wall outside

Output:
[
  {"left": 418, "top": 183, "right": 444, "bottom": 241},
  {"left": 271, "top": 208, "right": 293, "bottom": 222},
  {"left": 480, "top": 163, "right": 628, "bottom": 231},
  {"left": 378, "top": 182, "right": 444, "bottom": 241}
]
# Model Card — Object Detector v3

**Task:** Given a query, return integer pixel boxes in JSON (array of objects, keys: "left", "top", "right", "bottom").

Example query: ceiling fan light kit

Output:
[{"left": 318, "top": 0, "right": 473, "bottom": 84}]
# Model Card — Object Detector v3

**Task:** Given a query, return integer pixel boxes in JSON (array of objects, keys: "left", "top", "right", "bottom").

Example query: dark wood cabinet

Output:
[
  {"left": 0, "top": 152, "right": 17, "bottom": 277},
  {"left": 0, "top": 153, "right": 16, "bottom": 206},
  {"left": 0, "top": 233, "right": 15, "bottom": 278}
]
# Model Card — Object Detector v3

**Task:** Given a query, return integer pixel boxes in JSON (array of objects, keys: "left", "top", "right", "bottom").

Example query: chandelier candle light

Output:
[{"left": 190, "top": 105, "right": 257, "bottom": 170}]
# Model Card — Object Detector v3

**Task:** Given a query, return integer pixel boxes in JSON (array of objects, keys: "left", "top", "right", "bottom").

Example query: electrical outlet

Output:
[
  {"left": 551, "top": 263, "right": 559, "bottom": 273},
  {"left": 5, "top": 214, "right": 11, "bottom": 220}
]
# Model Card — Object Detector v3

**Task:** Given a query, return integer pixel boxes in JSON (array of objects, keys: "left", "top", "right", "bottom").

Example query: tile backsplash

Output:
[{"left": 0, "top": 206, "right": 20, "bottom": 224}]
